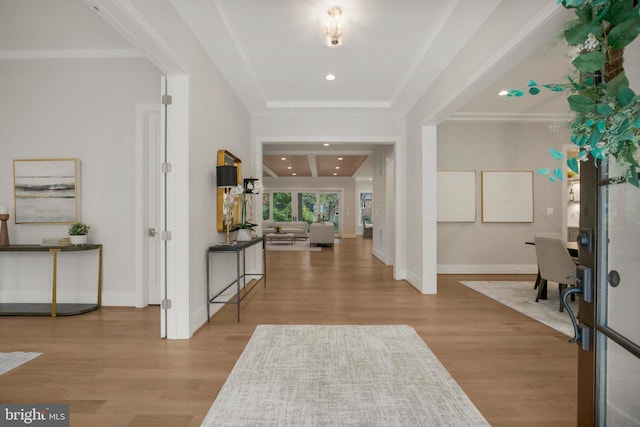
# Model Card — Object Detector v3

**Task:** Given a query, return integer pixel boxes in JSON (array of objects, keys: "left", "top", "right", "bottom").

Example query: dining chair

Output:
[
  {"left": 362, "top": 218, "right": 372, "bottom": 238},
  {"left": 534, "top": 234, "right": 578, "bottom": 312}
]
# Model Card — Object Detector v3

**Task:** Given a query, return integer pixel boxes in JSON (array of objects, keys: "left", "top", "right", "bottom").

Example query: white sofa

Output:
[
  {"left": 309, "top": 222, "right": 335, "bottom": 247},
  {"left": 263, "top": 221, "right": 308, "bottom": 239}
]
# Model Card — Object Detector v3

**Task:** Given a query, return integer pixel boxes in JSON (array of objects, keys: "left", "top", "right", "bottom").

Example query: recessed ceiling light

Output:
[
  {"left": 335, "top": 166, "right": 340, "bottom": 169},
  {"left": 281, "top": 157, "right": 287, "bottom": 160},
  {"left": 338, "top": 157, "right": 343, "bottom": 160},
  {"left": 287, "top": 166, "right": 292, "bottom": 170},
  {"left": 325, "top": 74, "right": 336, "bottom": 81},
  {"left": 323, "top": 143, "right": 330, "bottom": 147},
  {"left": 498, "top": 90, "right": 509, "bottom": 96},
  {"left": 292, "top": 173, "right": 297, "bottom": 176},
  {"left": 333, "top": 172, "right": 338, "bottom": 176}
]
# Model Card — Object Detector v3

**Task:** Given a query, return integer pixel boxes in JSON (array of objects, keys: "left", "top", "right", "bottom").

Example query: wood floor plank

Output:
[{"left": 0, "top": 238, "right": 577, "bottom": 426}]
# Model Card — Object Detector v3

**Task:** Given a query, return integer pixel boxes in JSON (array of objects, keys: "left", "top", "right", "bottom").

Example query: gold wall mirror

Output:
[{"left": 217, "top": 150, "right": 242, "bottom": 232}]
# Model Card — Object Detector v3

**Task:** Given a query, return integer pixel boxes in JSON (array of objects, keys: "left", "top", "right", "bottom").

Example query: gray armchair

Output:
[{"left": 534, "top": 234, "right": 578, "bottom": 312}]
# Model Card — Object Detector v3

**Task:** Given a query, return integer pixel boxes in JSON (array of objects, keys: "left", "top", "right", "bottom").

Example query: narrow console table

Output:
[
  {"left": 0, "top": 244, "right": 102, "bottom": 317},
  {"left": 206, "top": 237, "right": 266, "bottom": 322}
]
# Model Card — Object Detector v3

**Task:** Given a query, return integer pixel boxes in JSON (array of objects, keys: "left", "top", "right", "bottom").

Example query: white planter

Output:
[
  {"left": 235, "top": 229, "right": 252, "bottom": 242},
  {"left": 70, "top": 235, "right": 87, "bottom": 245}
]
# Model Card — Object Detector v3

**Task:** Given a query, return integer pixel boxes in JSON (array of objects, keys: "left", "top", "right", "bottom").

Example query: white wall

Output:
[
  {"left": 437, "top": 121, "right": 567, "bottom": 273},
  {"left": 372, "top": 146, "right": 395, "bottom": 265},
  {"left": 125, "top": 0, "right": 253, "bottom": 335},
  {"left": 0, "top": 57, "right": 161, "bottom": 305},
  {"left": 355, "top": 180, "right": 372, "bottom": 234}
]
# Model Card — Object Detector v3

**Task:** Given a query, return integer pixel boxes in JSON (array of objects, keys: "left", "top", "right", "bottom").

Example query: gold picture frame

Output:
[{"left": 217, "top": 150, "right": 242, "bottom": 232}]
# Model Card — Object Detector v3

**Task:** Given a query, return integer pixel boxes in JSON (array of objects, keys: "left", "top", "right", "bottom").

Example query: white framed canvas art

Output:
[{"left": 13, "top": 158, "right": 78, "bottom": 224}]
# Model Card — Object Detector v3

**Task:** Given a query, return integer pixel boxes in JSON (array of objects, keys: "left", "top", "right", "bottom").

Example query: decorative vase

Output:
[
  {"left": 70, "top": 235, "right": 87, "bottom": 245},
  {"left": 235, "top": 229, "right": 252, "bottom": 242}
]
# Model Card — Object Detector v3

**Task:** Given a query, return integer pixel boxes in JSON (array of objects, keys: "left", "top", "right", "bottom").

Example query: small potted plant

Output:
[
  {"left": 275, "top": 225, "right": 282, "bottom": 233},
  {"left": 68, "top": 222, "right": 90, "bottom": 245}
]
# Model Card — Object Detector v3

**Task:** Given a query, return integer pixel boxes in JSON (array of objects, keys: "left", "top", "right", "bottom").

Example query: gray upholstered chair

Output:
[{"left": 534, "top": 234, "right": 578, "bottom": 312}]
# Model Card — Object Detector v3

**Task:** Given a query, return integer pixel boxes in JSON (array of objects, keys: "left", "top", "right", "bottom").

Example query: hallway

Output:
[{"left": 0, "top": 238, "right": 576, "bottom": 426}]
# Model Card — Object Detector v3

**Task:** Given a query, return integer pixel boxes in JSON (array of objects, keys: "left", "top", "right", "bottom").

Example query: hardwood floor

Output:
[{"left": 0, "top": 238, "right": 577, "bottom": 426}]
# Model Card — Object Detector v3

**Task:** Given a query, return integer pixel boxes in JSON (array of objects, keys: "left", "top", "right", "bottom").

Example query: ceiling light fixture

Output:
[
  {"left": 498, "top": 90, "right": 509, "bottom": 96},
  {"left": 338, "top": 157, "right": 343, "bottom": 160},
  {"left": 335, "top": 166, "right": 340, "bottom": 169},
  {"left": 324, "top": 143, "right": 330, "bottom": 147},
  {"left": 325, "top": 74, "right": 336, "bottom": 81},
  {"left": 281, "top": 157, "right": 287, "bottom": 160},
  {"left": 287, "top": 166, "right": 292, "bottom": 170},
  {"left": 333, "top": 173, "right": 338, "bottom": 176},
  {"left": 292, "top": 173, "right": 297, "bottom": 176},
  {"left": 325, "top": 6, "right": 343, "bottom": 47}
]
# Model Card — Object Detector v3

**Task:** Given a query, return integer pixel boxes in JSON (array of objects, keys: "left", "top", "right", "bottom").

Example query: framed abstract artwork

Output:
[
  {"left": 13, "top": 158, "right": 78, "bottom": 224},
  {"left": 481, "top": 171, "right": 533, "bottom": 223},
  {"left": 437, "top": 171, "right": 476, "bottom": 222}
]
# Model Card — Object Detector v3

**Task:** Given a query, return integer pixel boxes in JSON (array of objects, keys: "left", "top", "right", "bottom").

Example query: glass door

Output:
[
  {"left": 262, "top": 190, "right": 342, "bottom": 235},
  {"left": 272, "top": 192, "right": 292, "bottom": 221},
  {"left": 576, "top": 158, "right": 640, "bottom": 426},
  {"left": 595, "top": 165, "right": 640, "bottom": 426},
  {"left": 297, "top": 192, "right": 318, "bottom": 225},
  {"left": 319, "top": 192, "right": 340, "bottom": 233}
]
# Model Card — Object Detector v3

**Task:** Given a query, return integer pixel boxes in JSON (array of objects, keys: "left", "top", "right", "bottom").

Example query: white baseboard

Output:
[
  {"left": 437, "top": 264, "right": 538, "bottom": 274},
  {"left": 405, "top": 271, "right": 421, "bottom": 290},
  {"left": 372, "top": 248, "right": 387, "bottom": 264},
  {"left": 101, "top": 291, "right": 137, "bottom": 306},
  {"left": 0, "top": 290, "right": 135, "bottom": 306}
]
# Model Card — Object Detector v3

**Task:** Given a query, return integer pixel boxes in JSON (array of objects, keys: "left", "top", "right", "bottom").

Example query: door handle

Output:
[
  {"left": 562, "top": 288, "right": 591, "bottom": 351},
  {"left": 148, "top": 228, "right": 156, "bottom": 237},
  {"left": 562, "top": 264, "right": 593, "bottom": 351}
]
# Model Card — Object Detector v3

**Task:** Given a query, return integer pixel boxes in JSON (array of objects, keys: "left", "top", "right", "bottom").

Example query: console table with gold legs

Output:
[
  {"left": 206, "top": 237, "right": 266, "bottom": 322},
  {"left": 0, "top": 244, "right": 103, "bottom": 317}
]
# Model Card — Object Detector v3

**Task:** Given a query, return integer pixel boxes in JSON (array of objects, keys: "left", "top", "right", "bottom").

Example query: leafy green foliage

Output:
[
  {"left": 514, "top": 0, "right": 640, "bottom": 185},
  {"left": 68, "top": 222, "right": 90, "bottom": 235}
]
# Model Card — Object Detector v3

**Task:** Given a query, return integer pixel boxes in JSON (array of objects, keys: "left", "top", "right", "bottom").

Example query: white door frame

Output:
[{"left": 135, "top": 104, "right": 161, "bottom": 308}]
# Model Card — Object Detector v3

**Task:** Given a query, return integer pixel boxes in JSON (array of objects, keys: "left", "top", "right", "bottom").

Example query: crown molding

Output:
[
  {"left": 0, "top": 48, "right": 143, "bottom": 60},
  {"left": 266, "top": 101, "right": 391, "bottom": 109},
  {"left": 447, "top": 112, "right": 559, "bottom": 122}
]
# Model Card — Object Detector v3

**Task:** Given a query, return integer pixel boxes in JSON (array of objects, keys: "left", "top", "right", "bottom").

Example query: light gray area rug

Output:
[
  {"left": 203, "top": 325, "right": 489, "bottom": 427},
  {"left": 265, "top": 240, "right": 321, "bottom": 252},
  {"left": 0, "top": 352, "right": 41, "bottom": 375},
  {"left": 459, "top": 281, "right": 578, "bottom": 337}
]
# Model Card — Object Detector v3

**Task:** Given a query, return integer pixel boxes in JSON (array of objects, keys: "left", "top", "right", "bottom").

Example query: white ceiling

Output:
[
  {"left": 1, "top": 0, "right": 576, "bottom": 179},
  {"left": 171, "top": 0, "right": 572, "bottom": 116}
]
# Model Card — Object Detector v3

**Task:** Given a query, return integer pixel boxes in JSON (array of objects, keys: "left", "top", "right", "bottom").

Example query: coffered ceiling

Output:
[
  {"left": 262, "top": 143, "right": 379, "bottom": 179},
  {"left": 263, "top": 154, "right": 368, "bottom": 178}
]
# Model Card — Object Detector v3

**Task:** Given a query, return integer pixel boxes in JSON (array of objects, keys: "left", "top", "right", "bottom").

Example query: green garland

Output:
[{"left": 509, "top": 0, "right": 640, "bottom": 186}]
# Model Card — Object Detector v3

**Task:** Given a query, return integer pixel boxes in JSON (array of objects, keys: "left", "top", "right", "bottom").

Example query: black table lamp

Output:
[{"left": 217, "top": 165, "right": 238, "bottom": 187}]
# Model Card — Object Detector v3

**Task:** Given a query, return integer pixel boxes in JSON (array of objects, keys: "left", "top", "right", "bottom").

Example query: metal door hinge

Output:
[
  {"left": 161, "top": 163, "right": 172, "bottom": 173},
  {"left": 161, "top": 230, "right": 172, "bottom": 241},
  {"left": 161, "top": 94, "right": 172, "bottom": 105},
  {"left": 161, "top": 299, "right": 172, "bottom": 309}
]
